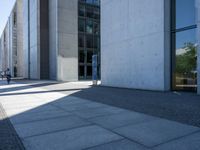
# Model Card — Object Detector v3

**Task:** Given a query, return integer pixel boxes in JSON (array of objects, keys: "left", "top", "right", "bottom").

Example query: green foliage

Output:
[{"left": 176, "top": 43, "right": 197, "bottom": 75}]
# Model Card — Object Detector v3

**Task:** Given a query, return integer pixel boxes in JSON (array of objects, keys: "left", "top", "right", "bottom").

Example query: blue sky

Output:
[{"left": 0, "top": 0, "right": 16, "bottom": 36}]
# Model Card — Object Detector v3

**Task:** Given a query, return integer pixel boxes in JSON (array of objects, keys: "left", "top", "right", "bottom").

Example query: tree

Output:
[{"left": 176, "top": 42, "right": 197, "bottom": 76}]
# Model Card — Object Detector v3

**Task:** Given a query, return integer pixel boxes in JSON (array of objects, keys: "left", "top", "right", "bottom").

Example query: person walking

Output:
[
  {"left": 6, "top": 68, "right": 11, "bottom": 84},
  {"left": 1, "top": 71, "right": 4, "bottom": 80}
]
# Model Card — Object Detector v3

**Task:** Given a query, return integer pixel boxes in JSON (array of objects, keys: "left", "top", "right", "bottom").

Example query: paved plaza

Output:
[{"left": 0, "top": 80, "right": 200, "bottom": 150}]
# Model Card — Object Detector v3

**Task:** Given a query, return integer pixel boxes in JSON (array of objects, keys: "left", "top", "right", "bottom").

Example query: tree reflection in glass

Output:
[{"left": 175, "top": 43, "right": 197, "bottom": 91}]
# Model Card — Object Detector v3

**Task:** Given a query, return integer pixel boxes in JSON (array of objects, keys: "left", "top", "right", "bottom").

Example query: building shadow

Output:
[{"left": 0, "top": 81, "right": 200, "bottom": 149}]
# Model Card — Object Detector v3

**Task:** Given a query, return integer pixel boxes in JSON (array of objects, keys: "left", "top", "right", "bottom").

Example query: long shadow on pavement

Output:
[{"left": 0, "top": 81, "right": 200, "bottom": 150}]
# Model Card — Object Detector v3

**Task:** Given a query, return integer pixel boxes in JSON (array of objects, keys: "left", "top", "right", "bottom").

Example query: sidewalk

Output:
[{"left": 0, "top": 80, "right": 200, "bottom": 150}]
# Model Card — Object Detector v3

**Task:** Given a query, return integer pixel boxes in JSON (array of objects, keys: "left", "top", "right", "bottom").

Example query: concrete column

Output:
[
  {"left": 16, "top": 0, "right": 24, "bottom": 77},
  {"left": 49, "top": 0, "right": 58, "bottom": 80},
  {"left": 57, "top": 0, "right": 78, "bottom": 81}
]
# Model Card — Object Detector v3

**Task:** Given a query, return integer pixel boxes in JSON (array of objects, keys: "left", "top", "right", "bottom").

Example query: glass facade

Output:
[
  {"left": 172, "top": 0, "right": 197, "bottom": 91},
  {"left": 78, "top": 0, "right": 100, "bottom": 80}
]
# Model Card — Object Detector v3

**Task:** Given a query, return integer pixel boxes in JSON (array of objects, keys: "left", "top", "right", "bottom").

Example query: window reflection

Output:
[
  {"left": 78, "top": 0, "right": 100, "bottom": 80},
  {"left": 176, "top": 0, "right": 196, "bottom": 29},
  {"left": 78, "top": 35, "right": 84, "bottom": 47},
  {"left": 87, "top": 51, "right": 93, "bottom": 63},
  {"left": 79, "top": 19, "right": 85, "bottom": 32},
  {"left": 86, "top": 20, "right": 93, "bottom": 34},
  {"left": 79, "top": 50, "right": 85, "bottom": 63},
  {"left": 173, "top": 0, "right": 197, "bottom": 92},
  {"left": 86, "top": 35, "right": 93, "bottom": 48},
  {"left": 175, "top": 29, "right": 197, "bottom": 91},
  {"left": 79, "top": 5, "right": 85, "bottom": 17}
]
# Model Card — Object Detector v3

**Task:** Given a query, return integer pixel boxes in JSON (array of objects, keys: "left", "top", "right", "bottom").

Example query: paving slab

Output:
[
  {"left": 23, "top": 125, "right": 123, "bottom": 150},
  {"left": 5, "top": 104, "right": 60, "bottom": 117},
  {"left": 87, "top": 139, "right": 150, "bottom": 150},
  {"left": 0, "top": 102, "right": 25, "bottom": 150},
  {"left": 114, "top": 119, "right": 200, "bottom": 147},
  {"left": 52, "top": 96, "right": 90, "bottom": 106},
  {"left": 2, "top": 102, "right": 49, "bottom": 111},
  {"left": 14, "top": 115, "right": 91, "bottom": 138},
  {"left": 10, "top": 109, "right": 71, "bottom": 125},
  {"left": 153, "top": 132, "right": 200, "bottom": 150},
  {"left": 54, "top": 100, "right": 107, "bottom": 112},
  {"left": 73, "top": 105, "right": 126, "bottom": 119},
  {"left": 89, "top": 111, "right": 157, "bottom": 129}
]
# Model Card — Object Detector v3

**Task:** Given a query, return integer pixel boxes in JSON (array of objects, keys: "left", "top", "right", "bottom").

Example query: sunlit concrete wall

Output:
[
  {"left": 8, "top": 3, "right": 18, "bottom": 77},
  {"left": 16, "top": 0, "right": 24, "bottom": 77},
  {"left": 49, "top": 0, "right": 78, "bottom": 81},
  {"left": 3, "top": 23, "right": 10, "bottom": 72},
  {"left": 8, "top": 13, "right": 13, "bottom": 76},
  {"left": 23, "top": 0, "right": 40, "bottom": 79},
  {"left": 22, "top": 0, "right": 29, "bottom": 78},
  {"left": 101, "top": 0, "right": 171, "bottom": 91},
  {"left": 29, "top": 0, "right": 40, "bottom": 79},
  {"left": 0, "top": 34, "right": 4, "bottom": 71}
]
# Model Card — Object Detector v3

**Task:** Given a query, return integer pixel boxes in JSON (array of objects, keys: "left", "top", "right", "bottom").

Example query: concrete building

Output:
[
  {"left": 101, "top": 0, "right": 200, "bottom": 94},
  {"left": 23, "top": 0, "right": 100, "bottom": 81},
  {"left": 0, "top": 0, "right": 23, "bottom": 77},
  {"left": 23, "top": 0, "right": 49, "bottom": 79},
  {"left": 0, "top": 23, "right": 10, "bottom": 72}
]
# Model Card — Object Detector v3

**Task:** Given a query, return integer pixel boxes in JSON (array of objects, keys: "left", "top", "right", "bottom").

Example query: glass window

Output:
[
  {"left": 79, "top": 0, "right": 85, "bottom": 2},
  {"left": 86, "top": 35, "right": 93, "bottom": 48},
  {"left": 94, "top": 22, "right": 100, "bottom": 34},
  {"left": 79, "top": 65, "right": 85, "bottom": 77},
  {"left": 78, "top": 35, "right": 84, "bottom": 47},
  {"left": 79, "top": 19, "right": 85, "bottom": 32},
  {"left": 87, "top": 51, "right": 93, "bottom": 63},
  {"left": 174, "top": 28, "right": 197, "bottom": 91},
  {"left": 176, "top": 0, "right": 196, "bottom": 29},
  {"left": 93, "top": 8, "right": 100, "bottom": 19},
  {"left": 86, "top": 0, "right": 93, "bottom": 4},
  {"left": 93, "top": 0, "right": 100, "bottom": 6},
  {"left": 86, "top": 20, "right": 93, "bottom": 34},
  {"left": 86, "top": 6, "right": 93, "bottom": 18},
  {"left": 13, "top": 12, "right": 17, "bottom": 26},
  {"left": 79, "top": 50, "right": 85, "bottom": 63},
  {"left": 87, "top": 66, "right": 92, "bottom": 76},
  {"left": 78, "top": 1, "right": 100, "bottom": 80},
  {"left": 94, "top": 36, "right": 100, "bottom": 49},
  {"left": 79, "top": 5, "right": 85, "bottom": 17}
]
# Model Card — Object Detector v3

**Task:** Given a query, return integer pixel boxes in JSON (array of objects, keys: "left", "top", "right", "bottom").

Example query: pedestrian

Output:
[
  {"left": 1, "top": 71, "right": 4, "bottom": 80},
  {"left": 6, "top": 68, "right": 11, "bottom": 84}
]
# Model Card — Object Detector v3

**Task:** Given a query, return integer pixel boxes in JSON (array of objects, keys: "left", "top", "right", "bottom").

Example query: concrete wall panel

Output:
[
  {"left": 56, "top": 0, "right": 78, "bottom": 81},
  {"left": 16, "top": 0, "right": 24, "bottom": 77},
  {"left": 49, "top": 0, "right": 58, "bottom": 80},
  {"left": 101, "top": 0, "right": 171, "bottom": 91}
]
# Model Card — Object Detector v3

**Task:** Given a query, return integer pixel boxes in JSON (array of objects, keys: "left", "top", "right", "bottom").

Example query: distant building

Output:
[
  {"left": 22, "top": 0, "right": 100, "bottom": 80},
  {"left": 0, "top": 0, "right": 23, "bottom": 77}
]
